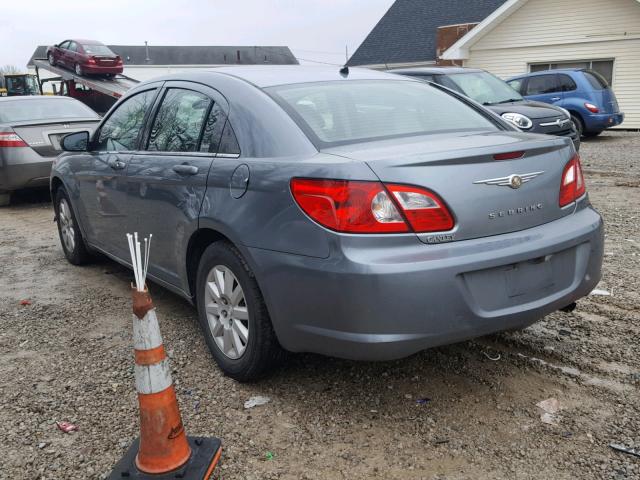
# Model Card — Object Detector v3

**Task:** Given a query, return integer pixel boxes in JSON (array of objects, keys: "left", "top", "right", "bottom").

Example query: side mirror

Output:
[{"left": 61, "top": 131, "right": 89, "bottom": 152}]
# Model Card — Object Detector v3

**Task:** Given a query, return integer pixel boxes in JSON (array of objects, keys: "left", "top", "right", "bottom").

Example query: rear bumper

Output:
[
  {"left": 83, "top": 64, "right": 123, "bottom": 74},
  {"left": 250, "top": 206, "right": 604, "bottom": 360},
  {"left": 585, "top": 112, "right": 624, "bottom": 132},
  {"left": 0, "top": 149, "right": 52, "bottom": 192}
]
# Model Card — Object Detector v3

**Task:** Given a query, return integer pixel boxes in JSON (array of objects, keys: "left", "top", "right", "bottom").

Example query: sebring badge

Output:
[{"left": 473, "top": 171, "right": 544, "bottom": 189}]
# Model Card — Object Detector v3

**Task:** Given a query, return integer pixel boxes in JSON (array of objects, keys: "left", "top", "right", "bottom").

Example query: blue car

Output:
[{"left": 507, "top": 69, "right": 624, "bottom": 137}]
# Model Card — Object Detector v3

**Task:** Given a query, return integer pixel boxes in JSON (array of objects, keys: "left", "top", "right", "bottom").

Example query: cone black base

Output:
[{"left": 107, "top": 437, "right": 222, "bottom": 479}]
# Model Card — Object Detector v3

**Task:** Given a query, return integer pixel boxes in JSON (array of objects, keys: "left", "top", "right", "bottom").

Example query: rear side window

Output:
[
  {"left": 199, "top": 103, "right": 226, "bottom": 153},
  {"left": 525, "top": 75, "right": 560, "bottom": 95},
  {"left": 147, "top": 88, "right": 211, "bottom": 152},
  {"left": 268, "top": 80, "right": 498, "bottom": 147},
  {"left": 218, "top": 121, "right": 240, "bottom": 155},
  {"left": 558, "top": 74, "right": 577, "bottom": 92},
  {"left": 96, "top": 89, "right": 156, "bottom": 151},
  {"left": 583, "top": 70, "right": 609, "bottom": 90}
]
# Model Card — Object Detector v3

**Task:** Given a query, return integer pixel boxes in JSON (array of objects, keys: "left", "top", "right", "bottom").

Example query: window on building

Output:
[{"left": 529, "top": 60, "right": 614, "bottom": 85}]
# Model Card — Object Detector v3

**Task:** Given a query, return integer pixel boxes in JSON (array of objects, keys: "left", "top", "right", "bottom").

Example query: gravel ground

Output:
[{"left": 1, "top": 131, "right": 639, "bottom": 480}]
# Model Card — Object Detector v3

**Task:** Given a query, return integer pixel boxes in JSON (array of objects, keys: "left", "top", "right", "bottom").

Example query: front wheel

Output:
[
  {"left": 196, "top": 242, "right": 284, "bottom": 382},
  {"left": 55, "top": 188, "right": 92, "bottom": 265},
  {"left": 570, "top": 114, "right": 584, "bottom": 138}
]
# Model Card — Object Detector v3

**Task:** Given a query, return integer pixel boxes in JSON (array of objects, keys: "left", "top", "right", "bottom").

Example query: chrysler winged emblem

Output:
[{"left": 473, "top": 171, "right": 544, "bottom": 189}]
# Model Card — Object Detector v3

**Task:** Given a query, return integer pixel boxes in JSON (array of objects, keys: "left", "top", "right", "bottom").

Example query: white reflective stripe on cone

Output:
[
  {"left": 132, "top": 309, "right": 163, "bottom": 351},
  {"left": 135, "top": 358, "right": 173, "bottom": 395}
]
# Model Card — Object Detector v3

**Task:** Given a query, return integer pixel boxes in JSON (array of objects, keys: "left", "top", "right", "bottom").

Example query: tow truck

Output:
[{"left": 32, "top": 58, "right": 139, "bottom": 114}]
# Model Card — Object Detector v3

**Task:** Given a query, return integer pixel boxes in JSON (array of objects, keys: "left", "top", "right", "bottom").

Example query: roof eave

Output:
[{"left": 441, "top": 0, "right": 527, "bottom": 60}]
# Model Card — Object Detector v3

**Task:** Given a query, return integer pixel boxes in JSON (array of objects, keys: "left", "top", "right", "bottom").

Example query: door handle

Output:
[
  {"left": 551, "top": 97, "right": 561, "bottom": 101},
  {"left": 172, "top": 164, "right": 199, "bottom": 175},
  {"left": 107, "top": 159, "right": 126, "bottom": 170}
]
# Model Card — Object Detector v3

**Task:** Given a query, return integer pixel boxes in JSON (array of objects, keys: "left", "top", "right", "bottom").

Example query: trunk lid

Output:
[
  {"left": 10, "top": 119, "right": 98, "bottom": 157},
  {"left": 596, "top": 87, "right": 619, "bottom": 114},
  {"left": 94, "top": 56, "right": 118, "bottom": 67},
  {"left": 324, "top": 131, "right": 575, "bottom": 243}
]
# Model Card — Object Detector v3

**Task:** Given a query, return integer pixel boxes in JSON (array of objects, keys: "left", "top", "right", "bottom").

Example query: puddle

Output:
[{"left": 517, "top": 353, "right": 633, "bottom": 393}]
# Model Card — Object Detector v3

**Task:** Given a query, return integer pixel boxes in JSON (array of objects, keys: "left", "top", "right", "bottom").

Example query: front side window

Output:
[
  {"left": 147, "top": 89, "right": 211, "bottom": 152},
  {"left": 440, "top": 71, "right": 523, "bottom": 105},
  {"left": 525, "top": 75, "right": 559, "bottom": 95},
  {"left": 96, "top": 89, "right": 156, "bottom": 151},
  {"left": 268, "top": 80, "right": 499, "bottom": 147},
  {"left": 59, "top": 41, "right": 70, "bottom": 50}
]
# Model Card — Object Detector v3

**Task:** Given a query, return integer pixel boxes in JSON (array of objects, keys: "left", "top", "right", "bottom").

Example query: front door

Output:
[
  {"left": 76, "top": 86, "right": 160, "bottom": 258},
  {"left": 523, "top": 73, "right": 563, "bottom": 106},
  {"left": 126, "top": 82, "right": 226, "bottom": 290}
]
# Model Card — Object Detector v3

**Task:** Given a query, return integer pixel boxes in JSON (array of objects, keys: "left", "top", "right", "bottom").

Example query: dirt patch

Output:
[{"left": 0, "top": 132, "right": 638, "bottom": 479}]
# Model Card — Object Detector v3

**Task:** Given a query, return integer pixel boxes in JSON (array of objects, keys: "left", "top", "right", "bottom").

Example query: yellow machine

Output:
[{"left": 0, "top": 73, "right": 40, "bottom": 96}]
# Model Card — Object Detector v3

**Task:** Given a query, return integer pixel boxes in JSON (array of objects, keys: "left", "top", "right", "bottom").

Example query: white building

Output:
[{"left": 442, "top": 0, "right": 640, "bottom": 129}]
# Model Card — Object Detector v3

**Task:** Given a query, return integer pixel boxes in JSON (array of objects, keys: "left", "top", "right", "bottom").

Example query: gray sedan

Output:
[
  {"left": 0, "top": 96, "right": 99, "bottom": 205},
  {"left": 52, "top": 66, "right": 603, "bottom": 381}
]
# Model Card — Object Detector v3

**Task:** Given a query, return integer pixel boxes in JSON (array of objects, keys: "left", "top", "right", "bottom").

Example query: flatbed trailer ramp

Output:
[{"left": 32, "top": 58, "right": 139, "bottom": 99}]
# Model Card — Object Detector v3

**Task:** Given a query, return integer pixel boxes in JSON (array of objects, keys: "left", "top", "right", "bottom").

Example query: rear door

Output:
[
  {"left": 75, "top": 86, "right": 160, "bottom": 257},
  {"left": 523, "top": 74, "right": 563, "bottom": 106},
  {"left": 556, "top": 74, "right": 578, "bottom": 110},
  {"left": 126, "top": 81, "right": 222, "bottom": 288}
]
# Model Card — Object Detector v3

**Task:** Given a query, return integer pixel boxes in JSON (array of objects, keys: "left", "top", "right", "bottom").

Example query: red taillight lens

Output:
[
  {"left": 116, "top": 57, "right": 123, "bottom": 65},
  {"left": 88, "top": 56, "right": 97, "bottom": 64},
  {"left": 290, "top": 178, "right": 454, "bottom": 234},
  {"left": 559, "top": 155, "right": 586, "bottom": 207},
  {"left": 0, "top": 132, "right": 27, "bottom": 147},
  {"left": 584, "top": 102, "right": 599, "bottom": 113},
  {"left": 493, "top": 151, "right": 525, "bottom": 161}
]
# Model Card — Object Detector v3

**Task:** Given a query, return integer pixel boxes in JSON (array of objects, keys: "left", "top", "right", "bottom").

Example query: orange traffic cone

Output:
[{"left": 108, "top": 234, "right": 222, "bottom": 479}]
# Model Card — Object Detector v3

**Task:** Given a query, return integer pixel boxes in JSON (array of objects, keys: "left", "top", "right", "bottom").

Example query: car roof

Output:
[
  {"left": 65, "top": 39, "right": 104, "bottom": 45},
  {"left": 389, "top": 67, "right": 485, "bottom": 75},
  {"left": 150, "top": 65, "right": 415, "bottom": 89},
  {"left": 510, "top": 68, "right": 584, "bottom": 79}
]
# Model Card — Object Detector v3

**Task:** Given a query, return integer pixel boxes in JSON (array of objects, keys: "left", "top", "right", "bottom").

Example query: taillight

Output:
[
  {"left": 493, "top": 151, "right": 525, "bottom": 161},
  {"left": 559, "top": 155, "right": 586, "bottom": 207},
  {"left": 116, "top": 56, "right": 123, "bottom": 65},
  {"left": 88, "top": 57, "right": 97, "bottom": 64},
  {"left": 584, "top": 102, "right": 599, "bottom": 113},
  {"left": 0, "top": 131, "right": 27, "bottom": 148},
  {"left": 290, "top": 178, "right": 454, "bottom": 234}
]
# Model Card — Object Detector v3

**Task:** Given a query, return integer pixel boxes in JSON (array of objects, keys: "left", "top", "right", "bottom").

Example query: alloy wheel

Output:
[
  {"left": 58, "top": 198, "right": 76, "bottom": 253},
  {"left": 204, "top": 265, "right": 249, "bottom": 359}
]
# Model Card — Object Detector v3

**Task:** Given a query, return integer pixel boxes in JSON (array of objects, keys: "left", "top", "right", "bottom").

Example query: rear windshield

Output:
[
  {"left": 0, "top": 98, "right": 97, "bottom": 123},
  {"left": 583, "top": 70, "right": 609, "bottom": 90},
  {"left": 83, "top": 44, "right": 114, "bottom": 55},
  {"left": 267, "top": 80, "right": 499, "bottom": 147}
]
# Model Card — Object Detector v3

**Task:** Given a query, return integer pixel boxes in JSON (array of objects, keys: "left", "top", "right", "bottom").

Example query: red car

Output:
[{"left": 47, "top": 39, "right": 123, "bottom": 77}]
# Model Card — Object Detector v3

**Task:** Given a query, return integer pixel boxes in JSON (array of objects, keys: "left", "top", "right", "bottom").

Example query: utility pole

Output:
[{"left": 345, "top": 45, "right": 349, "bottom": 64}]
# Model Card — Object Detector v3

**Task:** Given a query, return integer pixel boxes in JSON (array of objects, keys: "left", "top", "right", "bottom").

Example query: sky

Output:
[{"left": 0, "top": 0, "right": 394, "bottom": 70}]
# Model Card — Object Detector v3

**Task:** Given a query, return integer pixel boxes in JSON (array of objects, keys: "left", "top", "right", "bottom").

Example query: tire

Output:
[
  {"left": 196, "top": 241, "right": 284, "bottom": 382},
  {"left": 74, "top": 63, "right": 83, "bottom": 76},
  {"left": 55, "top": 188, "right": 92, "bottom": 265},
  {"left": 570, "top": 114, "right": 584, "bottom": 138},
  {"left": 48, "top": 53, "right": 56, "bottom": 66},
  {"left": 584, "top": 130, "right": 603, "bottom": 138}
]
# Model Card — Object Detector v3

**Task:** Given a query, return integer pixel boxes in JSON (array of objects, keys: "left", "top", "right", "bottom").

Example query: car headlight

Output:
[{"left": 501, "top": 112, "right": 533, "bottom": 130}]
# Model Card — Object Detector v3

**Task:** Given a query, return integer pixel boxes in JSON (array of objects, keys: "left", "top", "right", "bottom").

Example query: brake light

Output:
[
  {"left": 493, "top": 151, "right": 525, "bottom": 161},
  {"left": 559, "top": 155, "right": 586, "bottom": 207},
  {"left": 290, "top": 178, "right": 454, "bottom": 234},
  {"left": 116, "top": 56, "right": 123, "bottom": 65},
  {"left": 584, "top": 102, "right": 599, "bottom": 113},
  {"left": 88, "top": 57, "right": 97, "bottom": 64},
  {"left": 0, "top": 132, "right": 27, "bottom": 147}
]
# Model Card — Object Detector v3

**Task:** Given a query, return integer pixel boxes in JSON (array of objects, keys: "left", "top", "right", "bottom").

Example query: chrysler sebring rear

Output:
[{"left": 51, "top": 67, "right": 603, "bottom": 381}]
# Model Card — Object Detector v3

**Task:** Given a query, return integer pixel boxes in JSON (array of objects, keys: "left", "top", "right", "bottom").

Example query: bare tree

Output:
[{"left": 1, "top": 65, "right": 22, "bottom": 75}]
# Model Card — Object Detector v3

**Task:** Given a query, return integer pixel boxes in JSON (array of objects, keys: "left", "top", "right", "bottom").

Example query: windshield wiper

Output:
[{"left": 494, "top": 98, "right": 521, "bottom": 104}]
